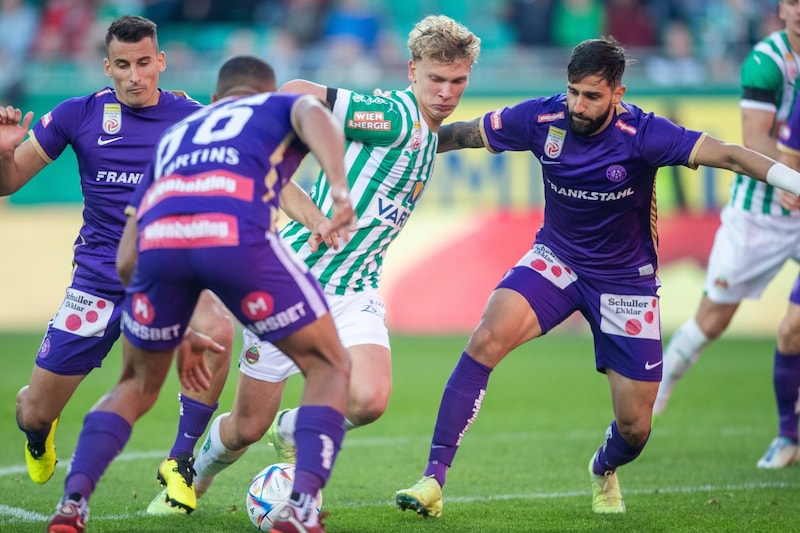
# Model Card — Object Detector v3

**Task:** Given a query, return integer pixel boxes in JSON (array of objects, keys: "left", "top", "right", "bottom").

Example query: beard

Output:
[{"left": 568, "top": 104, "right": 612, "bottom": 136}]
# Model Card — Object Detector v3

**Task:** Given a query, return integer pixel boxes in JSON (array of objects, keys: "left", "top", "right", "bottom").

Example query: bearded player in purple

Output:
[
  {"left": 45, "top": 55, "right": 355, "bottom": 533},
  {"left": 0, "top": 14, "right": 234, "bottom": 512},
  {"left": 396, "top": 36, "right": 800, "bottom": 517}
]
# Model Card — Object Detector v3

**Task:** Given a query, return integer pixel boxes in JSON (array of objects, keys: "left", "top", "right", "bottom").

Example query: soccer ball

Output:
[{"left": 245, "top": 462, "right": 322, "bottom": 531}]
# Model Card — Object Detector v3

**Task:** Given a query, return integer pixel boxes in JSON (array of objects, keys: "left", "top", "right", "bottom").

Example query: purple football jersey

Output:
[
  {"left": 123, "top": 93, "right": 326, "bottom": 349},
  {"left": 134, "top": 92, "right": 310, "bottom": 244},
  {"left": 481, "top": 95, "right": 705, "bottom": 280},
  {"left": 28, "top": 88, "right": 202, "bottom": 291}
]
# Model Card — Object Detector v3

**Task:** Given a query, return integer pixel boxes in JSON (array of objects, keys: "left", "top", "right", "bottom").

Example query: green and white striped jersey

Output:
[
  {"left": 281, "top": 88, "right": 437, "bottom": 295},
  {"left": 736, "top": 30, "right": 800, "bottom": 217}
]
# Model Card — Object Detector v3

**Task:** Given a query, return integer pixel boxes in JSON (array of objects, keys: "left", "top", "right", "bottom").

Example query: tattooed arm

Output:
[{"left": 437, "top": 118, "right": 484, "bottom": 153}]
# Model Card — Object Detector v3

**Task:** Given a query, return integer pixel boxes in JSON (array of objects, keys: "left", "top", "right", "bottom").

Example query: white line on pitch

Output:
[{"left": 3, "top": 481, "right": 799, "bottom": 523}]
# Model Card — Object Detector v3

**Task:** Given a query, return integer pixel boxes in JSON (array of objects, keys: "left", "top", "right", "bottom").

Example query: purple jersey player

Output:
[
  {"left": 44, "top": 55, "right": 355, "bottom": 533},
  {"left": 0, "top": 14, "right": 234, "bottom": 517},
  {"left": 396, "top": 37, "right": 800, "bottom": 518}
]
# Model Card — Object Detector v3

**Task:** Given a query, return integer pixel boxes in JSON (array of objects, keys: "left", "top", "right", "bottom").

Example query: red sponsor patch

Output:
[
  {"left": 490, "top": 110, "right": 503, "bottom": 130},
  {"left": 139, "top": 170, "right": 254, "bottom": 217},
  {"left": 537, "top": 111, "right": 565, "bottom": 123},
  {"left": 139, "top": 214, "right": 240, "bottom": 250},
  {"left": 241, "top": 291, "right": 275, "bottom": 321},
  {"left": 615, "top": 119, "right": 637, "bottom": 135},
  {"left": 41, "top": 112, "right": 53, "bottom": 128},
  {"left": 132, "top": 293, "right": 155, "bottom": 325}
]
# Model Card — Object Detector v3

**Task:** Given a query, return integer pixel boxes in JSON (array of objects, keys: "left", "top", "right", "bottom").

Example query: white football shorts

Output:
[
  {"left": 704, "top": 206, "right": 800, "bottom": 303},
  {"left": 238, "top": 288, "right": 389, "bottom": 382}
]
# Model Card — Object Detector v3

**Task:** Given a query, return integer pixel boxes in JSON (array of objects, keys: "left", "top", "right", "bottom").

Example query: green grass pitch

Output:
[{"left": 1, "top": 332, "right": 797, "bottom": 532}]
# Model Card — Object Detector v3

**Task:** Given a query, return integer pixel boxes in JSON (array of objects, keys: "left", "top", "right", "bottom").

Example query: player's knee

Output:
[
  {"left": 16, "top": 386, "right": 57, "bottom": 429},
  {"left": 615, "top": 417, "right": 650, "bottom": 446},
  {"left": 234, "top": 421, "right": 269, "bottom": 448},
  {"left": 466, "top": 326, "right": 493, "bottom": 353},
  {"left": 465, "top": 327, "right": 506, "bottom": 366},
  {"left": 347, "top": 389, "right": 390, "bottom": 426},
  {"left": 15, "top": 384, "right": 29, "bottom": 408},
  {"left": 16, "top": 405, "right": 53, "bottom": 430}
]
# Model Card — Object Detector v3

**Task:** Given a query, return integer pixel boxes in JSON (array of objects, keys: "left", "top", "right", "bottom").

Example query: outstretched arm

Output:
[
  {"left": 291, "top": 96, "right": 354, "bottom": 234},
  {"left": 777, "top": 149, "right": 800, "bottom": 211},
  {"left": 695, "top": 135, "right": 800, "bottom": 196},
  {"left": 279, "top": 79, "right": 328, "bottom": 102},
  {"left": 437, "top": 118, "right": 484, "bottom": 153}
]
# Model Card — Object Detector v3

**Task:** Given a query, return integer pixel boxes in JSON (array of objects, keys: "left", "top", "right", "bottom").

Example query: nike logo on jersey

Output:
[
  {"left": 644, "top": 360, "right": 663, "bottom": 370},
  {"left": 97, "top": 136, "right": 123, "bottom": 146},
  {"left": 539, "top": 155, "right": 561, "bottom": 165}
]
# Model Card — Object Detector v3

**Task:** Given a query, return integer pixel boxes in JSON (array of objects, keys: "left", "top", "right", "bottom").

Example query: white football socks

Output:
[
  {"left": 193, "top": 413, "right": 247, "bottom": 497},
  {"left": 277, "top": 408, "right": 298, "bottom": 445},
  {"left": 654, "top": 318, "right": 710, "bottom": 414}
]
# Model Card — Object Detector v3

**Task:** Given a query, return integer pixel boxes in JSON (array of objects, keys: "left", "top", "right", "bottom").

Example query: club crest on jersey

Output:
[
  {"left": 544, "top": 126, "right": 565, "bottom": 159},
  {"left": 606, "top": 165, "right": 627, "bottom": 182},
  {"left": 410, "top": 121, "right": 421, "bottom": 150},
  {"left": 786, "top": 52, "right": 798, "bottom": 80},
  {"left": 103, "top": 104, "right": 122, "bottom": 134},
  {"left": 244, "top": 343, "right": 260, "bottom": 364}
]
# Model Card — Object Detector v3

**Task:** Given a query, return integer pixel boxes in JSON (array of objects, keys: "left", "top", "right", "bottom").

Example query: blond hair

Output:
[{"left": 407, "top": 15, "right": 481, "bottom": 65}]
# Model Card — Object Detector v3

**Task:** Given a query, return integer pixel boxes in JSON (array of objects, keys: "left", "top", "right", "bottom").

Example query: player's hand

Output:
[
  {"left": 309, "top": 218, "right": 344, "bottom": 252},
  {"left": 779, "top": 189, "right": 800, "bottom": 211},
  {"left": 175, "top": 327, "right": 221, "bottom": 391},
  {"left": 0, "top": 106, "right": 33, "bottom": 152}
]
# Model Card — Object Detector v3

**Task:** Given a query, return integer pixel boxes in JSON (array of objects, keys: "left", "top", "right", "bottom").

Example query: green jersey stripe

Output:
[
  {"left": 280, "top": 87, "right": 439, "bottom": 294},
  {"left": 731, "top": 30, "right": 800, "bottom": 218}
]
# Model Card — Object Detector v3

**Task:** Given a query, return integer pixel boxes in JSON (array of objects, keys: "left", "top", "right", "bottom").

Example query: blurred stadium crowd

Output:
[{"left": 0, "top": 0, "right": 783, "bottom": 103}]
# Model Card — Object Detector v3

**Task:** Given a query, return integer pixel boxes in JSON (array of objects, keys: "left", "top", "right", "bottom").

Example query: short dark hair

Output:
[
  {"left": 105, "top": 15, "right": 158, "bottom": 50},
  {"left": 567, "top": 36, "right": 630, "bottom": 87},
  {"left": 215, "top": 56, "right": 276, "bottom": 98}
]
